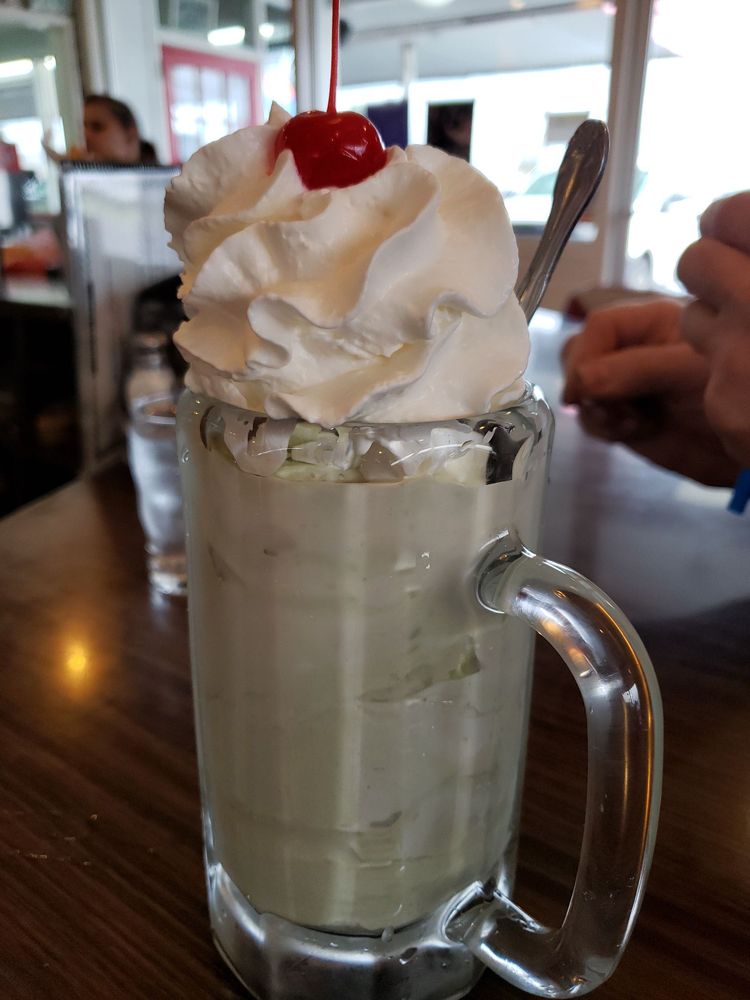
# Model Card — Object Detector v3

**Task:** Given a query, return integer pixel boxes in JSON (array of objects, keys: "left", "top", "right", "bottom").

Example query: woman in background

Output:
[{"left": 44, "top": 95, "right": 158, "bottom": 166}]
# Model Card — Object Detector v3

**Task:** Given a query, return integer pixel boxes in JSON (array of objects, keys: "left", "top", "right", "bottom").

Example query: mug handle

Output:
[{"left": 446, "top": 531, "right": 663, "bottom": 998}]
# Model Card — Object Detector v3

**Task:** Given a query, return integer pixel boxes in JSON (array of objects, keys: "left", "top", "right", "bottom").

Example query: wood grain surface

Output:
[{"left": 1, "top": 315, "right": 748, "bottom": 1000}]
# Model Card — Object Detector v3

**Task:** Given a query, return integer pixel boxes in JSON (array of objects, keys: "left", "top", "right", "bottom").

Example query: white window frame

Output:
[{"left": 599, "top": 0, "right": 654, "bottom": 286}]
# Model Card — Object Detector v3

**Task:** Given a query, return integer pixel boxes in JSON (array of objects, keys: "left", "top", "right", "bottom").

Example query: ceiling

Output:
[
  {"left": 338, "top": 1, "right": 670, "bottom": 85},
  {"left": 341, "top": 0, "right": 604, "bottom": 32},
  {"left": 0, "top": 24, "right": 54, "bottom": 64}
]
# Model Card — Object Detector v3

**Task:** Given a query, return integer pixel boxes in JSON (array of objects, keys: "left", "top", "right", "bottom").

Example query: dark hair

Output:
[
  {"left": 84, "top": 94, "right": 138, "bottom": 132},
  {"left": 139, "top": 139, "right": 159, "bottom": 165}
]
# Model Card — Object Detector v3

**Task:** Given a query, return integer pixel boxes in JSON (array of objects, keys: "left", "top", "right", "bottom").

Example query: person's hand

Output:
[
  {"left": 678, "top": 191, "right": 750, "bottom": 468},
  {"left": 562, "top": 299, "right": 741, "bottom": 486},
  {"left": 42, "top": 131, "right": 92, "bottom": 164}
]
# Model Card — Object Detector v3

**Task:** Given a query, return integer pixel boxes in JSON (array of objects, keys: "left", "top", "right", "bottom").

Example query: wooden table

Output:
[{"left": 1, "top": 314, "right": 748, "bottom": 1000}]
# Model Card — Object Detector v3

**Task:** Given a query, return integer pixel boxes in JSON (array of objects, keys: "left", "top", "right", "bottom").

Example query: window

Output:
[
  {"left": 0, "top": 19, "right": 76, "bottom": 217},
  {"left": 158, "top": 0, "right": 295, "bottom": 118},
  {"left": 626, "top": 0, "right": 750, "bottom": 292},
  {"left": 338, "top": 0, "right": 616, "bottom": 230},
  {"left": 162, "top": 46, "right": 261, "bottom": 163}
]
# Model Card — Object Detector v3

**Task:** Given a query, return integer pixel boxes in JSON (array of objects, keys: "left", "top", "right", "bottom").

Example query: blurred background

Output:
[{"left": 1, "top": 0, "right": 749, "bottom": 515}]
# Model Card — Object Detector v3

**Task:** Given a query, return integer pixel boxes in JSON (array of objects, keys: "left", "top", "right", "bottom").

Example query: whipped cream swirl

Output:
[{"left": 165, "top": 105, "right": 529, "bottom": 426}]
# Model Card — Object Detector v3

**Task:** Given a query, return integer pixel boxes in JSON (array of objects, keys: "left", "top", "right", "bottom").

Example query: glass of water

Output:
[{"left": 127, "top": 393, "right": 186, "bottom": 597}]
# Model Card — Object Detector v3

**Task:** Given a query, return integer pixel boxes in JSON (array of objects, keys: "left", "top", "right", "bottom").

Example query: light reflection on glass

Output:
[{"left": 63, "top": 639, "right": 91, "bottom": 690}]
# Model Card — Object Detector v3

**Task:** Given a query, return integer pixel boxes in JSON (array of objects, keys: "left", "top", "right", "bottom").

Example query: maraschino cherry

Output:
[{"left": 274, "top": 0, "right": 386, "bottom": 190}]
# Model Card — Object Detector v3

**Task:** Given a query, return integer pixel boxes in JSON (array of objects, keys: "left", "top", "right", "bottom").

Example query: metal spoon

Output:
[{"left": 515, "top": 119, "right": 609, "bottom": 322}]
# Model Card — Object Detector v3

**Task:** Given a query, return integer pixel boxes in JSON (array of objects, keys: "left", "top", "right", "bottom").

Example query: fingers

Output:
[
  {"left": 42, "top": 139, "right": 63, "bottom": 163},
  {"left": 680, "top": 299, "right": 720, "bottom": 356},
  {"left": 578, "top": 397, "right": 665, "bottom": 444},
  {"left": 684, "top": 306, "right": 750, "bottom": 465},
  {"left": 699, "top": 192, "right": 750, "bottom": 255},
  {"left": 678, "top": 237, "right": 750, "bottom": 313},
  {"left": 682, "top": 191, "right": 750, "bottom": 309},
  {"left": 562, "top": 299, "right": 684, "bottom": 404},
  {"left": 567, "top": 342, "right": 708, "bottom": 402},
  {"left": 679, "top": 195, "right": 750, "bottom": 466}
]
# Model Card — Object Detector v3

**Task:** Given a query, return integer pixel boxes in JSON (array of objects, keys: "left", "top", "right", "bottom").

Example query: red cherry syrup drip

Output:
[{"left": 274, "top": 0, "right": 386, "bottom": 189}]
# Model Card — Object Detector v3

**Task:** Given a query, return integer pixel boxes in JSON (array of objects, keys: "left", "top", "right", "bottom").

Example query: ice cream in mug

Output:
[{"left": 167, "top": 62, "right": 661, "bottom": 1000}]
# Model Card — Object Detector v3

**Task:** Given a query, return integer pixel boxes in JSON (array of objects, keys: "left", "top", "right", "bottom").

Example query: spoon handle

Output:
[{"left": 515, "top": 120, "right": 609, "bottom": 322}]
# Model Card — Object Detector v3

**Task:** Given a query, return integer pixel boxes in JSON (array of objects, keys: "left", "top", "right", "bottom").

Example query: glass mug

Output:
[{"left": 177, "top": 386, "right": 662, "bottom": 1000}]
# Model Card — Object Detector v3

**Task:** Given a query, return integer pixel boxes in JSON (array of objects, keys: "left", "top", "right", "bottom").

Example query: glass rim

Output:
[
  {"left": 182, "top": 381, "right": 542, "bottom": 431},
  {"left": 132, "top": 392, "right": 179, "bottom": 425}
]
